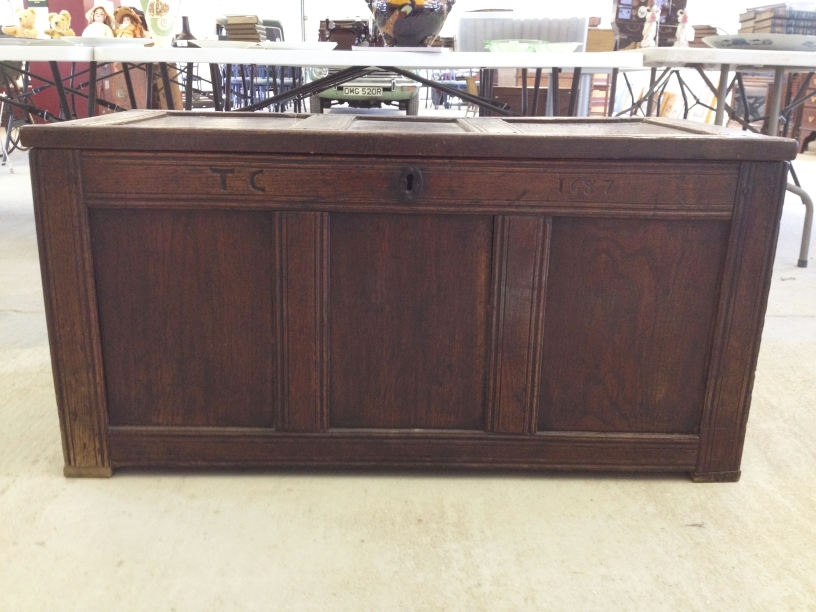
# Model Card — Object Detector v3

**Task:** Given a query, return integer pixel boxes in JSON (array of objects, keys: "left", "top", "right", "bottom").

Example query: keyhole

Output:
[{"left": 398, "top": 166, "right": 422, "bottom": 203}]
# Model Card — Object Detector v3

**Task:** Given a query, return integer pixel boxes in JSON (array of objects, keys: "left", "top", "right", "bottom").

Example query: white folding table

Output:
[
  {"left": 90, "top": 47, "right": 643, "bottom": 116},
  {"left": 638, "top": 47, "right": 815, "bottom": 268}
]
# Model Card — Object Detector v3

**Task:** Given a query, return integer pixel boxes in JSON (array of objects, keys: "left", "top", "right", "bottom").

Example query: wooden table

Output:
[{"left": 22, "top": 111, "right": 795, "bottom": 481}]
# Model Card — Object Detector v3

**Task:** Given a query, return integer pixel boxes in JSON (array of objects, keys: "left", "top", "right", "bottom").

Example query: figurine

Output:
[
  {"left": 114, "top": 7, "right": 147, "bottom": 38},
  {"left": 674, "top": 9, "right": 689, "bottom": 47},
  {"left": 2, "top": 8, "right": 39, "bottom": 38},
  {"left": 83, "top": 5, "right": 115, "bottom": 38},
  {"left": 637, "top": 4, "right": 661, "bottom": 48},
  {"left": 44, "top": 11, "right": 76, "bottom": 39}
]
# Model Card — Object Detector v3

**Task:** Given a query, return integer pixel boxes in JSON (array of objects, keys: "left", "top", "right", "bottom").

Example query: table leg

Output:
[
  {"left": 568, "top": 67, "right": 582, "bottom": 117},
  {"left": 767, "top": 66, "right": 785, "bottom": 136},
  {"left": 607, "top": 68, "right": 618, "bottom": 117},
  {"left": 185, "top": 62, "right": 194, "bottom": 111},
  {"left": 159, "top": 62, "right": 174, "bottom": 110},
  {"left": 646, "top": 67, "right": 657, "bottom": 116},
  {"left": 550, "top": 67, "right": 560, "bottom": 116},
  {"left": 122, "top": 63, "right": 138, "bottom": 110},
  {"left": 521, "top": 68, "right": 528, "bottom": 116},
  {"left": 479, "top": 68, "right": 494, "bottom": 117},
  {"left": 531, "top": 68, "right": 542, "bottom": 116},
  {"left": 787, "top": 183, "right": 813, "bottom": 268},
  {"left": 49, "top": 61, "right": 71, "bottom": 120},
  {"left": 210, "top": 64, "right": 224, "bottom": 111},
  {"left": 239, "top": 65, "right": 248, "bottom": 110},
  {"left": 714, "top": 64, "right": 730, "bottom": 126},
  {"left": 486, "top": 69, "right": 494, "bottom": 115},
  {"left": 145, "top": 63, "right": 154, "bottom": 109},
  {"left": 87, "top": 61, "right": 97, "bottom": 118},
  {"left": 224, "top": 64, "right": 233, "bottom": 111},
  {"left": 736, "top": 73, "right": 750, "bottom": 129}
]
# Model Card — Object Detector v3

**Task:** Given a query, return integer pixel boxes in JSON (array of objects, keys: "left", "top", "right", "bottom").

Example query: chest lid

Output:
[{"left": 20, "top": 111, "right": 797, "bottom": 161}]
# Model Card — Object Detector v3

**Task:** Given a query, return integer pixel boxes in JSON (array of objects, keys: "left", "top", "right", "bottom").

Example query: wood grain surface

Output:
[
  {"left": 20, "top": 112, "right": 799, "bottom": 161},
  {"left": 31, "top": 149, "right": 111, "bottom": 474},
  {"left": 538, "top": 217, "right": 730, "bottom": 434},
  {"left": 108, "top": 427, "right": 700, "bottom": 472},
  {"left": 81, "top": 153, "right": 739, "bottom": 218},
  {"left": 329, "top": 214, "right": 492, "bottom": 430},
  {"left": 487, "top": 216, "right": 550, "bottom": 434},
  {"left": 693, "top": 162, "right": 790, "bottom": 481},
  {"left": 91, "top": 209, "right": 276, "bottom": 428}
]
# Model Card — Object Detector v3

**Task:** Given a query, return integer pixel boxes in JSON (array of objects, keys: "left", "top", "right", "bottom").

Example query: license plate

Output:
[{"left": 343, "top": 86, "right": 383, "bottom": 96}]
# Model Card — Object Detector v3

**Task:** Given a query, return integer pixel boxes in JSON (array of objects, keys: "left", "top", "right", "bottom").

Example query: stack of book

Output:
[
  {"left": 739, "top": 3, "right": 816, "bottom": 35},
  {"left": 690, "top": 25, "right": 718, "bottom": 47},
  {"left": 224, "top": 15, "right": 267, "bottom": 42}
]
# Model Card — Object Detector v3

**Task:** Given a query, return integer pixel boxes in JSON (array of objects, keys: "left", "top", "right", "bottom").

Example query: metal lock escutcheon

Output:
[{"left": 397, "top": 166, "right": 424, "bottom": 204}]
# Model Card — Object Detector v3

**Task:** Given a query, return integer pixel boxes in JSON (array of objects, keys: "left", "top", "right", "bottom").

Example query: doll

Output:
[
  {"left": 83, "top": 5, "right": 115, "bottom": 38},
  {"left": 114, "top": 7, "right": 147, "bottom": 38}
]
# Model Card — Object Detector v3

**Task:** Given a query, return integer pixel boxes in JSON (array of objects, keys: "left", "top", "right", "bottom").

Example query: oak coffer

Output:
[{"left": 21, "top": 112, "right": 797, "bottom": 481}]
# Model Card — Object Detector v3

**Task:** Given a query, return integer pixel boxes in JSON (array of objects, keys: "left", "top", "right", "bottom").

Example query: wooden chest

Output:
[{"left": 22, "top": 112, "right": 796, "bottom": 481}]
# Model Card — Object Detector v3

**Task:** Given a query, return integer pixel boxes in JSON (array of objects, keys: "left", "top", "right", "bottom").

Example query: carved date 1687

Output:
[{"left": 559, "top": 178, "right": 615, "bottom": 196}]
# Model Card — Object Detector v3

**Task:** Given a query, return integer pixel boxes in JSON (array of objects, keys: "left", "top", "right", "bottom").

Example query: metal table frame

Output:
[{"left": 630, "top": 48, "right": 816, "bottom": 268}]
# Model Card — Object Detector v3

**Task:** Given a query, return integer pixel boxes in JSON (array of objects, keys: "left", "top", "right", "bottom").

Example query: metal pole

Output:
[
  {"left": 209, "top": 63, "right": 222, "bottom": 111},
  {"left": 145, "top": 62, "right": 154, "bottom": 109},
  {"left": 787, "top": 183, "right": 813, "bottom": 268},
  {"left": 550, "top": 67, "right": 560, "bottom": 116},
  {"left": 225, "top": 64, "right": 233, "bottom": 111},
  {"left": 185, "top": 63, "right": 194, "bottom": 111},
  {"left": 159, "top": 62, "right": 174, "bottom": 110},
  {"left": 87, "top": 61, "right": 97, "bottom": 117},
  {"left": 607, "top": 68, "right": 618, "bottom": 117},
  {"left": 122, "top": 63, "right": 138, "bottom": 109},
  {"left": 646, "top": 67, "right": 657, "bottom": 116},
  {"left": 49, "top": 61, "right": 71, "bottom": 120},
  {"left": 714, "top": 64, "right": 729, "bottom": 126},
  {"left": 568, "top": 67, "right": 582, "bottom": 117},
  {"left": 531, "top": 68, "right": 542, "bottom": 116},
  {"left": 767, "top": 66, "right": 785, "bottom": 136}
]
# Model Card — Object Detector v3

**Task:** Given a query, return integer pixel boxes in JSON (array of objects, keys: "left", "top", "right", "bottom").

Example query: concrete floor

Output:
[{"left": 0, "top": 142, "right": 814, "bottom": 611}]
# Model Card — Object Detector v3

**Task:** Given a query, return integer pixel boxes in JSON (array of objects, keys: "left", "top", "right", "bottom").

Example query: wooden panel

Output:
[
  {"left": 329, "top": 214, "right": 492, "bottom": 430},
  {"left": 538, "top": 217, "right": 730, "bottom": 434},
  {"left": 30, "top": 149, "right": 111, "bottom": 476},
  {"left": 487, "top": 216, "right": 550, "bottom": 434},
  {"left": 275, "top": 212, "right": 329, "bottom": 432},
  {"left": 21, "top": 112, "right": 798, "bottom": 162},
  {"left": 694, "top": 162, "right": 789, "bottom": 482},
  {"left": 90, "top": 209, "right": 275, "bottom": 428},
  {"left": 109, "top": 427, "right": 700, "bottom": 472},
  {"left": 82, "top": 154, "right": 739, "bottom": 218}
]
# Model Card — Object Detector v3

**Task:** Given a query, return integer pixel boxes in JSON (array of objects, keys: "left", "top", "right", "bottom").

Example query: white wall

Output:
[{"left": 1, "top": 0, "right": 24, "bottom": 26}]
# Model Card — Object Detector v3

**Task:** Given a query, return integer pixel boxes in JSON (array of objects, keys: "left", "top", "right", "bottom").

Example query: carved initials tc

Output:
[{"left": 209, "top": 168, "right": 266, "bottom": 192}]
